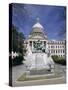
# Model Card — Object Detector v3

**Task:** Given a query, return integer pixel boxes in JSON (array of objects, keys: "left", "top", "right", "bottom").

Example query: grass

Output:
[{"left": 17, "top": 72, "right": 62, "bottom": 81}]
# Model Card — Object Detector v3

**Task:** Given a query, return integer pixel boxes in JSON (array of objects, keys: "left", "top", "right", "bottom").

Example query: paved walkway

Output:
[
  {"left": 12, "top": 64, "right": 26, "bottom": 85},
  {"left": 12, "top": 63, "right": 66, "bottom": 87}
]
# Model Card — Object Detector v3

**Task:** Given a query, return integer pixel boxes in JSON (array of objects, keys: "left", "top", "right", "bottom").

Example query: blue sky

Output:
[{"left": 12, "top": 3, "right": 66, "bottom": 40}]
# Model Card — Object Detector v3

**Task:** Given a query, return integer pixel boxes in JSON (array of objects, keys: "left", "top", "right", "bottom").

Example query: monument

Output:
[
  {"left": 23, "top": 18, "right": 54, "bottom": 75},
  {"left": 23, "top": 39, "right": 54, "bottom": 75}
]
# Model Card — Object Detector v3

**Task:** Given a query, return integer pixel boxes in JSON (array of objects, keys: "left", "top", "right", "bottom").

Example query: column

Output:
[
  {"left": 32, "top": 41, "right": 33, "bottom": 51},
  {"left": 43, "top": 41, "right": 44, "bottom": 46}
]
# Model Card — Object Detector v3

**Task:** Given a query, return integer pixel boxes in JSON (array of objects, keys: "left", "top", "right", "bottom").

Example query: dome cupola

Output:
[{"left": 32, "top": 18, "right": 44, "bottom": 29}]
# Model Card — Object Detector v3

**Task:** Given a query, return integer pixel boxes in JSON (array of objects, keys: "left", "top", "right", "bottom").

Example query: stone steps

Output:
[{"left": 30, "top": 69, "right": 52, "bottom": 75}]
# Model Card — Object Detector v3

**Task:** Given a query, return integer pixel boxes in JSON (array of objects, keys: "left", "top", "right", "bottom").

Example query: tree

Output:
[
  {"left": 10, "top": 25, "right": 26, "bottom": 65},
  {"left": 12, "top": 25, "right": 18, "bottom": 52}
]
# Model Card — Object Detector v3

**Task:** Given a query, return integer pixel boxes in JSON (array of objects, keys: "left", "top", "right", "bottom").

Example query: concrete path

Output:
[
  {"left": 12, "top": 64, "right": 26, "bottom": 85},
  {"left": 12, "top": 63, "right": 66, "bottom": 87}
]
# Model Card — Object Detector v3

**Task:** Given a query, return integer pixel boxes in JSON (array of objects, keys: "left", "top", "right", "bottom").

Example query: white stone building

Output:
[
  {"left": 24, "top": 18, "right": 65, "bottom": 58},
  {"left": 47, "top": 40, "right": 65, "bottom": 58}
]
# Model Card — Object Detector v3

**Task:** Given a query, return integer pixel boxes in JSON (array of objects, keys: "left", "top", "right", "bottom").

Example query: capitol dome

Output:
[
  {"left": 32, "top": 18, "right": 44, "bottom": 34},
  {"left": 32, "top": 22, "right": 44, "bottom": 29},
  {"left": 29, "top": 18, "right": 47, "bottom": 39},
  {"left": 32, "top": 18, "right": 44, "bottom": 29}
]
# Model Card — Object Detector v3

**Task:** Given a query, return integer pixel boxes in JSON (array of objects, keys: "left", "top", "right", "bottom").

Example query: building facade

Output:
[
  {"left": 24, "top": 18, "right": 65, "bottom": 58},
  {"left": 47, "top": 40, "right": 65, "bottom": 58}
]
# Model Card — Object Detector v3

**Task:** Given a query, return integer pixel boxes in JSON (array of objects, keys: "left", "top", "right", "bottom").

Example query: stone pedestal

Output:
[
  {"left": 24, "top": 52, "right": 54, "bottom": 72},
  {"left": 29, "top": 69, "right": 53, "bottom": 75}
]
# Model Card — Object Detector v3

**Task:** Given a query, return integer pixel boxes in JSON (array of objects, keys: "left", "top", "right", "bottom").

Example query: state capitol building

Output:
[{"left": 25, "top": 18, "right": 66, "bottom": 58}]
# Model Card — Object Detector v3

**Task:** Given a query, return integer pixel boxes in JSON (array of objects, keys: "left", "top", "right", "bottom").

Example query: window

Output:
[
  {"left": 62, "top": 46, "right": 64, "bottom": 48},
  {"left": 59, "top": 55, "right": 60, "bottom": 57},
  {"left": 63, "top": 55, "right": 65, "bottom": 57},
  {"left": 58, "top": 50, "right": 60, "bottom": 53},
  {"left": 51, "top": 50, "right": 54, "bottom": 53},
  {"left": 51, "top": 50, "right": 53, "bottom": 53},
  {"left": 63, "top": 50, "right": 64, "bottom": 53},
  {"left": 61, "top": 50, "right": 62, "bottom": 53},
  {"left": 54, "top": 50, "right": 55, "bottom": 53},
  {"left": 60, "top": 42, "right": 61, "bottom": 44}
]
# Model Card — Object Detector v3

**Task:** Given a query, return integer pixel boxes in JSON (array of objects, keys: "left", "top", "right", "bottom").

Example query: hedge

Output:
[
  {"left": 10, "top": 56, "right": 25, "bottom": 66},
  {"left": 51, "top": 55, "right": 66, "bottom": 65}
]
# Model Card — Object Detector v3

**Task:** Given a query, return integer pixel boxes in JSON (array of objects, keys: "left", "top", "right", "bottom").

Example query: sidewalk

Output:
[{"left": 12, "top": 64, "right": 66, "bottom": 87}]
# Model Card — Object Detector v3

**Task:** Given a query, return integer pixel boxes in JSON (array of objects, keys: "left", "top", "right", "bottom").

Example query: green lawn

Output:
[{"left": 17, "top": 72, "right": 62, "bottom": 81}]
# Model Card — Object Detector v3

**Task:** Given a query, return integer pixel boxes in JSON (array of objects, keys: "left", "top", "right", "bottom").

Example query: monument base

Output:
[
  {"left": 24, "top": 51, "right": 55, "bottom": 75},
  {"left": 30, "top": 69, "right": 52, "bottom": 75},
  {"left": 26, "top": 68, "right": 54, "bottom": 76}
]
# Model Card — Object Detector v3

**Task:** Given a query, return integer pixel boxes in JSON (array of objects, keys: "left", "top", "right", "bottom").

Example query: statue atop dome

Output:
[
  {"left": 36, "top": 17, "right": 40, "bottom": 22},
  {"left": 32, "top": 18, "right": 44, "bottom": 29}
]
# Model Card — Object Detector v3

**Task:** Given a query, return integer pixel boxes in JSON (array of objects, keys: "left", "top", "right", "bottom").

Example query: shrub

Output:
[
  {"left": 12, "top": 56, "right": 24, "bottom": 66},
  {"left": 51, "top": 55, "right": 58, "bottom": 61},
  {"left": 51, "top": 55, "right": 66, "bottom": 65}
]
